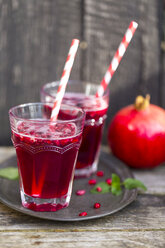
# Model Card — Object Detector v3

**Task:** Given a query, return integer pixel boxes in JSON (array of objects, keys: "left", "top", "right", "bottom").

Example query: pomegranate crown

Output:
[{"left": 134, "top": 94, "right": 150, "bottom": 111}]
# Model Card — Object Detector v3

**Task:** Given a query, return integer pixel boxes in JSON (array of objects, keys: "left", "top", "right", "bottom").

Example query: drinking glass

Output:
[{"left": 9, "top": 103, "right": 85, "bottom": 211}]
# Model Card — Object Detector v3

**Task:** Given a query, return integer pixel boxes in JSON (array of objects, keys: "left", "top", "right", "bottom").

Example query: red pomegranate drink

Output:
[
  {"left": 9, "top": 103, "right": 85, "bottom": 211},
  {"left": 41, "top": 81, "right": 109, "bottom": 177}
]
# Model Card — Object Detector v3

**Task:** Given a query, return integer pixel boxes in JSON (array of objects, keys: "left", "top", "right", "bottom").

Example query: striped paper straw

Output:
[
  {"left": 51, "top": 39, "right": 79, "bottom": 121},
  {"left": 96, "top": 21, "right": 138, "bottom": 97}
]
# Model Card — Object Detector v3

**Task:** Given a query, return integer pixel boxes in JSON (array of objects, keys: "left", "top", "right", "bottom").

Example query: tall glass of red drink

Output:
[
  {"left": 9, "top": 103, "right": 85, "bottom": 211},
  {"left": 41, "top": 81, "right": 109, "bottom": 177}
]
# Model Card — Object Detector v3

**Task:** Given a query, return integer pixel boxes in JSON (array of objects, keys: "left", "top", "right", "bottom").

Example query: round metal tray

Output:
[{"left": 0, "top": 151, "right": 137, "bottom": 221}]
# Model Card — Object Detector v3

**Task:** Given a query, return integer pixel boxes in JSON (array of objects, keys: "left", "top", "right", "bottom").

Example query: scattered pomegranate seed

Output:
[
  {"left": 79, "top": 211, "right": 87, "bottom": 216},
  {"left": 96, "top": 186, "right": 102, "bottom": 192},
  {"left": 94, "top": 202, "right": 101, "bottom": 209},
  {"left": 106, "top": 178, "right": 112, "bottom": 185},
  {"left": 76, "top": 190, "right": 86, "bottom": 196},
  {"left": 88, "top": 179, "right": 97, "bottom": 185},
  {"left": 96, "top": 171, "right": 104, "bottom": 177}
]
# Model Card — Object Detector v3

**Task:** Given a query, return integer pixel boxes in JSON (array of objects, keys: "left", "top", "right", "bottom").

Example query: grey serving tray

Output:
[{"left": 0, "top": 151, "right": 137, "bottom": 221}]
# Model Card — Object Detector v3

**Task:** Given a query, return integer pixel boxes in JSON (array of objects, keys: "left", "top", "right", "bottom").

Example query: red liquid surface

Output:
[
  {"left": 62, "top": 94, "right": 108, "bottom": 170},
  {"left": 12, "top": 121, "right": 81, "bottom": 201}
]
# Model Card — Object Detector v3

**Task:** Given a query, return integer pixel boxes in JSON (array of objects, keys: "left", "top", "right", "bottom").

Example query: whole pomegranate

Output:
[{"left": 108, "top": 95, "right": 165, "bottom": 169}]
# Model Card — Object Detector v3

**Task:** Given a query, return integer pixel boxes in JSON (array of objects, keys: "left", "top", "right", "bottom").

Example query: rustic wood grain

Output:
[
  {"left": 161, "top": 48, "right": 165, "bottom": 108},
  {"left": 0, "top": 230, "right": 165, "bottom": 248},
  {"left": 161, "top": 41, "right": 165, "bottom": 108},
  {"left": 0, "top": 146, "right": 15, "bottom": 162},
  {"left": 0, "top": 0, "right": 82, "bottom": 145},
  {"left": 82, "top": 0, "right": 163, "bottom": 143},
  {"left": 133, "top": 165, "right": 165, "bottom": 195},
  {"left": 82, "top": 0, "right": 162, "bottom": 102},
  {"left": 0, "top": 0, "right": 164, "bottom": 145}
]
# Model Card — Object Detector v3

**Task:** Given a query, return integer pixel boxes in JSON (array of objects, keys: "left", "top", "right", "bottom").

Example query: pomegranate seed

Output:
[
  {"left": 76, "top": 190, "right": 86, "bottom": 196},
  {"left": 88, "top": 179, "right": 97, "bottom": 185},
  {"left": 79, "top": 211, "right": 87, "bottom": 217},
  {"left": 97, "top": 171, "right": 104, "bottom": 177},
  {"left": 96, "top": 187, "right": 102, "bottom": 192},
  {"left": 94, "top": 203, "right": 101, "bottom": 209},
  {"left": 106, "top": 178, "right": 112, "bottom": 185}
]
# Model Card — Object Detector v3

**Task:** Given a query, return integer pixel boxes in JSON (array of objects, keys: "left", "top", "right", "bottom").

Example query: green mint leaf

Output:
[
  {"left": 111, "top": 173, "right": 122, "bottom": 196},
  {"left": 111, "top": 183, "right": 122, "bottom": 196},
  {"left": 0, "top": 167, "right": 19, "bottom": 180},
  {"left": 111, "top": 173, "right": 121, "bottom": 185},
  {"left": 123, "top": 178, "right": 147, "bottom": 191},
  {"left": 90, "top": 182, "right": 111, "bottom": 194}
]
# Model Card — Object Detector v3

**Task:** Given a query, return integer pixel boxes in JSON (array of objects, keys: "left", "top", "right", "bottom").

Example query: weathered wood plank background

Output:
[
  {"left": 0, "top": 147, "right": 165, "bottom": 248},
  {"left": 0, "top": 0, "right": 164, "bottom": 145}
]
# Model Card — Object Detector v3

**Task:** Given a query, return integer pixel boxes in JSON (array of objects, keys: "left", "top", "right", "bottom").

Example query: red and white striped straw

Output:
[
  {"left": 51, "top": 39, "right": 79, "bottom": 121},
  {"left": 96, "top": 21, "right": 138, "bottom": 97}
]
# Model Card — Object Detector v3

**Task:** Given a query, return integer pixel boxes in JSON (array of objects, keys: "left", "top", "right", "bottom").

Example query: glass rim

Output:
[
  {"left": 41, "top": 80, "right": 109, "bottom": 100},
  {"left": 9, "top": 102, "right": 86, "bottom": 124}
]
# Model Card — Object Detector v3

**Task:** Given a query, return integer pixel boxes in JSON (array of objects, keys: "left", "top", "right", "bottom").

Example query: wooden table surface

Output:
[{"left": 0, "top": 147, "right": 164, "bottom": 248}]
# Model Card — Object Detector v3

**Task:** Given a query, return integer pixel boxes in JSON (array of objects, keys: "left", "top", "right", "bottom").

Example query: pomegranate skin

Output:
[{"left": 108, "top": 104, "right": 165, "bottom": 168}]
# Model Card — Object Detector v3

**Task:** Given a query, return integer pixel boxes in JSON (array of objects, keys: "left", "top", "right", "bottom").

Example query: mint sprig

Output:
[
  {"left": 123, "top": 178, "right": 147, "bottom": 191},
  {"left": 90, "top": 173, "right": 147, "bottom": 196},
  {"left": 0, "top": 167, "right": 19, "bottom": 180},
  {"left": 111, "top": 173, "right": 122, "bottom": 196}
]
